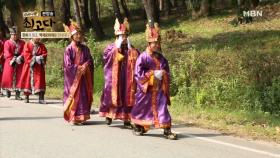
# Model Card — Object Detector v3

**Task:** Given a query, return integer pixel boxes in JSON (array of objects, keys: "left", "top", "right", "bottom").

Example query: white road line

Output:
[
  {"left": 153, "top": 129, "right": 280, "bottom": 157},
  {"left": 183, "top": 132, "right": 280, "bottom": 158},
  {"left": 44, "top": 102, "right": 280, "bottom": 158}
]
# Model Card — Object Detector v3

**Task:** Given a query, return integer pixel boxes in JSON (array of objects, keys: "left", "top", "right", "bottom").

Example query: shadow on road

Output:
[
  {"left": 81, "top": 120, "right": 116, "bottom": 126},
  {"left": 0, "top": 116, "right": 61, "bottom": 121}
]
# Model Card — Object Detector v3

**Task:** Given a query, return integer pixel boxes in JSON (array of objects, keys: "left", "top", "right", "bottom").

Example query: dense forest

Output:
[{"left": 0, "top": 0, "right": 277, "bottom": 38}]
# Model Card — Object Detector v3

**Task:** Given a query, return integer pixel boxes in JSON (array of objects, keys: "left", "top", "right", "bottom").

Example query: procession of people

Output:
[{"left": 0, "top": 19, "right": 177, "bottom": 140}]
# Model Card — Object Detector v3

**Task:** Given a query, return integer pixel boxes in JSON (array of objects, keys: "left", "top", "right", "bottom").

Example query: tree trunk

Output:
[
  {"left": 61, "top": 0, "right": 71, "bottom": 25},
  {"left": 142, "top": 0, "right": 160, "bottom": 25},
  {"left": 73, "top": 0, "right": 83, "bottom": 29},
  {"left": 79, "top": 0, "right": 92, "bottom": 29},
  {"left": 120, "top": 0, "right": 130, "bottom": 18},
  {"left": 251, "top": 0, "right": 259, "bottom": 7},
  {"left": 163, "top": 0, "right": 171, "bottom": 17},
  {"left": 89, "top": 0, "right": 105, "bottom": 39},
  {"left": 97, "top": 0, "right": 101, "bottom": 18},
  {"left": 176, "top": 0, "right": 187, "bottom": 16},
  {"left": 112, "top": 0, "right": 123, "bottom": 23},
  {"left": 200, "top": 0, "right": 211, "bottom": 16},
  {"left": 46, "top": 0, "right": 54, "bottom": 11},
  {"left": 5, "top": 0, "right": 24, "bottom": 32},
  {"left": 159, "top": 0, "right": 163, "bottom": 11},
  {"left": 83, "top": 0, "right": 92, "bottom": 27},
  {"left": 37, "top": 0, "right": 45, "bottom": 11},
  {"left": 0, "top": 1, "right": 9, "bottom": 38},
  {"left": 187, "top": 0, "right": 212, "bottom": 18},
  {"left": 154, "top": 0, "right": 160, "bottom": 22}
]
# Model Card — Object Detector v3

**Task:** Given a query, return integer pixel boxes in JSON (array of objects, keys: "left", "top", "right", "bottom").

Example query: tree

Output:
[
  {"left": 89, "top": 0, "right": 105, "bottom": 39},
  {"left": 200, "top": 0, "right": 211, "bottom": 16},
  {"left": 163, "top": 0, "right": 171, "bottom": 17},
  {"left": 61, "top": 0, "right": 71, "bottom": 24},
  {"left": 46, "top": 0, "right": 54, "bottom": 11},
  {"left": 120, "top": 0, "right": 130, "bottom": 18},
  {"left": 143, "top": 0, "right": 160, "bottom": 24},
  {"left": 5, "top": 0, "right": 24, "bottom": 32},
  {"left": 112, "top": 0, "right": 123, "bottom": 22},
  {"left": 37, "top": 0, "right": 45, "bottom": 11},
  {"left": 0, "top": 0, "right": 9, "bottom": 37},
  {"left": 186, "top": 0, "right": 212, "bottom": 18},
  {"left": 73, "top": 0, "right": 83, "bottom": 28},
  {"left": 79, "top": 0, "right": 92, "bottom": 29}
]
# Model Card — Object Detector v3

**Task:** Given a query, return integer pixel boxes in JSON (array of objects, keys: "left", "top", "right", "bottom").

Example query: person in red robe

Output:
[
  {"left": 19, "top": 38, "right": 47, "bottom": 103},
  {"left": 0, "top": 30, "right": 5, "bottom": 96},
  {"left": 1, "top": 27, "right": 25, "bottom": 99}
]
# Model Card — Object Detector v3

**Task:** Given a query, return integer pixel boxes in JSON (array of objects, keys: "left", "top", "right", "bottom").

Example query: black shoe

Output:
[
  {"left": 6, "top": 91, "right": 11, "bottom": 98},
  {"left": 38, "top": 92, "right": 47, "bottom": 104},
  {"left": 70, "top": 122, "right": 83, "bottom": 126},
  {"left": 15, "top": 91, "right": 23, "bottom": 100},
  {"left": 124, "top": 121, "right": 132, "bottom": 129},
  {"left": 163, "top": 128, "right": 177, "bottom": 140},
  {"left": 106, "top": 117, "right": 112, "bottom": 125},
  {"left": 132, "top": 124, "right": 144, "bottom": 136},
  {"left": 38, "top": 92, "right": 46, "bottom": 104},
  {"left": 24, "top": 95, "right": 29, "bottom": 103}
]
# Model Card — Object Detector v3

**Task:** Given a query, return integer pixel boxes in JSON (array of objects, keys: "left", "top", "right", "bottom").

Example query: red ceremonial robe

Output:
[
  {"left": 20, "top": 41, "right": 47, "bottom": 95},
  {"left": 1, "top": 39, "right": 25, "bottom": 91},
  {"left": 0, "top": 39, "right": 5, "bottom": 88}
]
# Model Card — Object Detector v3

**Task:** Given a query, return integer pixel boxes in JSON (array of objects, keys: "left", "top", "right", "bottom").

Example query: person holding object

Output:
[
  {"left": 63, "top": 20, "right": 94, "bottom": 125},
  {"left": 131, "top": 22, "right": 177, "bottom": 140},
  {"left": 99, "top": 18, "right": 140, "bottom": 128},
  {"left": 1, "top": 26, "right": 25, "bottom": 100},
  {"left": 19, "top": 38, "right": 47, "bottom": 104}
]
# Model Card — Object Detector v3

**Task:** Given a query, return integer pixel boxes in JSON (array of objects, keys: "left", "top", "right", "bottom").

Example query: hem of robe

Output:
[
  {"left": 23, "top": 88, "right": 46, "bottom": 94},
  {"left": 131, "top": 118, "right": 171, "bottom": 129},
  {"left": 99, "top": 111, "right": 131, "bottom": 121},
  {"left": 71, "top": 114, "right": 90, "bottom": 123},
  {"left": 1, "top": 88, "right": 24, "bottom": 91}
]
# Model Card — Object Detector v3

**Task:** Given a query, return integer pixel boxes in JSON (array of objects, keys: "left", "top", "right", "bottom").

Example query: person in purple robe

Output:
[
  {"left": 63, "top": 20, "right": 94, "bottom": 125},
  {"left": 99, "top": 18, "right": 140, "bottom": 128},
  {"left": 131, "top": 23, "right": 177, "bottom": 140}
]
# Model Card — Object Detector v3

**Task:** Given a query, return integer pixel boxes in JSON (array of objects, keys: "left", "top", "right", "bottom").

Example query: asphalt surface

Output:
[{"left": 1, "top": 96, "right": 280, "bottom": 158}]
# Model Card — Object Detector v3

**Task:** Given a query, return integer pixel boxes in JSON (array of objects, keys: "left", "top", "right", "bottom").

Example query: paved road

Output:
[{"left": 1, "top": 97, "right": 280, "bottom": 158}]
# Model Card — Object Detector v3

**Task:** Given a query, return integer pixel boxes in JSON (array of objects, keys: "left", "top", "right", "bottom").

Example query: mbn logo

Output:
[{"left": 243, "top": 10, "right": 263, "bottom": 17}]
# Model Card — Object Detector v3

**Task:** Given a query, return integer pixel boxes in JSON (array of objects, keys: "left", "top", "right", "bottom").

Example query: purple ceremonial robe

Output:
[
  {"left": 131, "top": 50, "right": 172, "bottom": 129},
  {"left": 99, "top": 43, "right": 139, "bottom": 121},
  {"left": 63, "top": 42, "right": 94, "bottom": 122}
]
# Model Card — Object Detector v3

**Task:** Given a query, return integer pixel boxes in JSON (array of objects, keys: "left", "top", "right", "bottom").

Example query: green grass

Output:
[{"left": 170, "top": 102, "right": 280, "bottom": 143}]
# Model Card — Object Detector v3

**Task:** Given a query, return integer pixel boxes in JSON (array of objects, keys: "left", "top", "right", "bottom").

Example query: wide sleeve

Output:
[
  {"left": 162, "top": 57, "right": 171, "bottom": 105},
  {"left": 83, "top": 46, "right": 93, "bottom": 69},
  {"left": 22, "top": 43, "right": 33, "bottom": 64},
  {"left": 134, "top": 53, "right": 154, "bottom": 93},
  {"left": 19, "top": 40, "right": 25, "bottom": 56},
  {"left": 40, "top": 44, "right": 48, "bottom": 64},
  {"left": 64, "top": 46, "right": 77, "bottom": 82},
  {"left": 103, "top": 44, "right": 116, "bottom": 67},
  {"left": 4, "top": 41, "right": 13, "bottom": 60}
]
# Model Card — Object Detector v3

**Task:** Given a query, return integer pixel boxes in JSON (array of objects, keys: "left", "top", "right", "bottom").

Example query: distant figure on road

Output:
[
  {"left": 131, "top": 22, "right": 177, "bottom": 140},
  {"left": 99, "top": 18, "right": 140, "bottom": 128},
  {"left": 63, "top": 20, "right": 94, "bottom": 125},
  {"left": 1, "top": 26, "right": 25, "bottom": 100},
  {"left": 20, "top": 38, "right": 48, "bottom": 104},
  {"left": 0, "top": 30, "right": 5, "bottom": 96}
]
